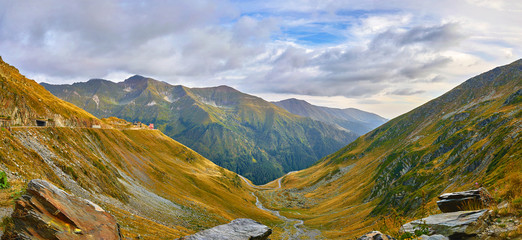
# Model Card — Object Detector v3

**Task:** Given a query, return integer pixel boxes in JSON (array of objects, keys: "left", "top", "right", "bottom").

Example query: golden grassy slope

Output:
[
  {"left": 0, "top": 57, "right": 99, "bottom": 127},
  {"left": 0, "top": 127, "right": 281, "bottom": 238},
  {"left": 0, "top": 56, "right": 282, "bottom": 238},
  {"left": 258, "top": 59, "right": 522, "bottom": 239}
]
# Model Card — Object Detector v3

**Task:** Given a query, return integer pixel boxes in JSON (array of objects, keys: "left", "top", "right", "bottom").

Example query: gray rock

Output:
[
  {"left": 180, "top": 218, "right": 272, "bottom": 240},
  {"left": 402, "top": 210, "right": 490, "bottom": 238},
  {"left": 1, "top": 179, "right": 121, "bottom": 240},
  {"left": 437, "top": 188, "right": 492, "bottom": 213},
  {"left": 419, "top": 234, "right": 449, "bottom": 240},
  {"left": 357, "top": 231, "right": 395, "bottom": 240}
]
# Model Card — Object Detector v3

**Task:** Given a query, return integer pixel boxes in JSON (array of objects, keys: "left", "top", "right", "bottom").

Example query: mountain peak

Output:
[
  {"left": 273, "top": 98, "right": 387, "bottom": 135},
  {"left": 85, "top": 78, "right": 113, "bottom": 84},
  {"left": 278, "top": 98, "right": 312, "bottom": 106},
  {"left": 214, "top": 85, "right": 239, "bottom": 92},
  {"left": 123, "top": 75, "right": 149, "bottom": 84}
]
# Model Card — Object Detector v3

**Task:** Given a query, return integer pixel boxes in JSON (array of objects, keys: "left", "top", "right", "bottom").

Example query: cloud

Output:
[
  {"left": 388, "top": 88, "right": 426, "bottom": 96},
  {"left": 246, "top": 23, "right": 463, "bottom": 98},
  {"left": 370, "top": 23, "right": 464, "bottom": 50},
  {"left": 1, "top": 0, "right": 521, "bottom": 118},
  {"left": 0, "top": 0, "right": 267, "bottom": 80}
]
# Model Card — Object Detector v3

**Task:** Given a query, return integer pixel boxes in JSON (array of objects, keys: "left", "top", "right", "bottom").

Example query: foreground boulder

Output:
[
  {"left": 418, "top": 235, "right": 448, "bottom": 240},
  {"left": 2, "top": 179, "right": 121, "bottom": 240},
  {"left": 357, "top": 231, "right": 395, "bottom": 240},
  {"left": 180, "top": 218, "right": 271, "bottom": 240},
  {"left": 437, "top": 188, "right": 492, "bottom": 213},
  {"left": 402, "top": 209, "right": 489, "bottom": 239}
]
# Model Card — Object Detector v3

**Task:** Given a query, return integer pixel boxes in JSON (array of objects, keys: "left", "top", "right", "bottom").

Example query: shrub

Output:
[{"left": 0, "top": 171, "right": 9, "bottom": 189}]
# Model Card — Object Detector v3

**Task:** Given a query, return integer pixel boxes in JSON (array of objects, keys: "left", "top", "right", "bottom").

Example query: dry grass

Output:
[{"left": 0, "top": 127, "right": 281, "bottom": 238}]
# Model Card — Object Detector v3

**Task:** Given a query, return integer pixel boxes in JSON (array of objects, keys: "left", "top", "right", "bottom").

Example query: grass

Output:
[
  {"left": 0, "top": 125, "right": 282, "bottom": 238},
  {"left": 1, "top": 55, "right": 521, "bottom": 239},
  {"left": 254, "top": 60, "right": 522, "bottom": 239}
]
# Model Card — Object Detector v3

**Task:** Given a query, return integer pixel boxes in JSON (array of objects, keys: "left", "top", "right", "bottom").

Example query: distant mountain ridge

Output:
[
  {"left": 42, "top": 77, "right": 358, "bottom": 184},
  {"left": 272, "top": 98, "right": 387, "bottom": 135}
]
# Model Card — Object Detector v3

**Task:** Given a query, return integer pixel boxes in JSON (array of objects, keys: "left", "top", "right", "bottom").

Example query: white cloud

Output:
[{"left": 0, "top": 0, "right": 521, "bottom": 118}]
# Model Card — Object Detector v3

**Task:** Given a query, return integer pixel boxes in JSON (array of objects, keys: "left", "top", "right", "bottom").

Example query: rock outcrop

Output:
[
  {"left": 357, "top": 231, "right": 396, "bottom": 240},
  {"left": 179, "top": 218, "right": 272, "bottom": 240},
  {"left": 402, "top": 209, "right": 490, "bottom": 239},
  {"left": 1, "top": 179, "right": 121, "bottom": 240},
  {"left": 436, "top": 188, "right": 492, "bottom": 213},
  {"left": 418, "top": 235, "right": 448, "bottom": 240}
]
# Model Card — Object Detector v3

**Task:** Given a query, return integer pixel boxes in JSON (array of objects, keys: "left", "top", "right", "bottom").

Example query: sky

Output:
[{"left": 0, "top": 0, "right": 521, "bottom": 118}]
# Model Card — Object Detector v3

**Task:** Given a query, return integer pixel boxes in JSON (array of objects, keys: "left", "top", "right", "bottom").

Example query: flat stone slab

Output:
[
  {"left": 180, "top": 218, "right": 272, "bottom": 240},
  {"left": 402, "top": 210, "right": 489, "bottom": 238}
]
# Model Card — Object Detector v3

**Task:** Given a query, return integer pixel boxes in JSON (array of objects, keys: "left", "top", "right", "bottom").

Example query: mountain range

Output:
[
  {"left": 0, "top": 56, "right": 291, "bottom": 239},
  {"left": 0, "top": 56, "right": 520, "bottom": 239},
  {"left": 42, "top": 77, "right": 360, "bottom": 184},
  {"left": 273, "top": 98, "right": 387, "bottom": 135}
]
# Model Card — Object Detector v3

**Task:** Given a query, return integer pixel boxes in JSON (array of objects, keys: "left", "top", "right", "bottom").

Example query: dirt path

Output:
[{"left": 240, "top": 174, "right": 322, "bottom": 239}]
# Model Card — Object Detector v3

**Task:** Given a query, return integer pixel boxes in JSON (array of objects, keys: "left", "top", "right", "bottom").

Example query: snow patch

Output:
[
  {"left": 199, "top": 98, "right": 232, "bottom": 109},
  {"left": 92, "top": 95, "right": 100, "bottom": 108},
  {"left": 147, "top": 101, "right": 156, "bottom": 106}
]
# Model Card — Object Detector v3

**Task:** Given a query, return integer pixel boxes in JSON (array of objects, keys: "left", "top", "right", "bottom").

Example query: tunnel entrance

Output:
[{"left": 36, "top": 120, "right": 47, "bottom": 127}]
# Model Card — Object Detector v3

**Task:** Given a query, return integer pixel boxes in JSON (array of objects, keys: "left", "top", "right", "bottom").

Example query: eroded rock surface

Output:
[
  {"left": 402, "top": 209, "right": 489, "bottom": 239},
  {"left": 180, "top": 218, "right": 271, "bottom": 240},
  {"left": 1, "top": 179, "right": 121, "bottom": 240}
]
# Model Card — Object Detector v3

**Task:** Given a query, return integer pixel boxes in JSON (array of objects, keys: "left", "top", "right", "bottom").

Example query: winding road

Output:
[{"left": 239, "top": 173, "right": 321, "bottom": 239}]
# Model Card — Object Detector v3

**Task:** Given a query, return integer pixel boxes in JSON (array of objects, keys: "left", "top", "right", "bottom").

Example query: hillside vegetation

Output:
[
  {"left": 42, "top": 77, "right": 358, "bottom": 184},
  {"left": 0, "top": 57, "right": 98, "bottom": 127},
  {"left": 259, "top": 59, "right": 522, "bottom": 239},
  {"left": 0, "top": 57, "right": 286, "bottom": 239}
]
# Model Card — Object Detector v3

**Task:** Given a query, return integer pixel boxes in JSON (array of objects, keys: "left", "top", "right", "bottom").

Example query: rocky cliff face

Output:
[{"left": 2, "top": 179, "right": 121, "bottom": 240}]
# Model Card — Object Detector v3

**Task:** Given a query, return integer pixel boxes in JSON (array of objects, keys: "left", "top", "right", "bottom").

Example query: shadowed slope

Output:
[{"left": 273, "top": 98, "right": 387, "bottom": 135}]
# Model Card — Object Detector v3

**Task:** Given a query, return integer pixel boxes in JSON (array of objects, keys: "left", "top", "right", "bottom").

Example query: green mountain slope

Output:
[
  {"left": 0, "top": 57, "right": 288, "bottom": 239},
  {"left": 42, "top": 77, "right": 358, "bottom": 184},
  {"left": 260, "top": 59, "right": 522, "bottom": 238},
  {"left": 273, "top": 98, "right": 387, "bottom": 135}
]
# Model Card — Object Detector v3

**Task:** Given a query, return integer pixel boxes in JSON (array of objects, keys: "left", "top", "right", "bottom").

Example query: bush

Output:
[{"left": 0, "top": 171, "right": 9, "bottom": 189}]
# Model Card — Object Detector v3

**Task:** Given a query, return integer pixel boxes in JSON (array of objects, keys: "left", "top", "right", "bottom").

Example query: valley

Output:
[
  {"left": 1, "top": 1, "right": 521, "bottom": 239},
  {"left": 42, "top": 77, "right": 360, "bottom": 184},
  {"left": 0, "top": 56, "right": 520, "bottom": 239},
  {"left": 240, "top": 174, "right": 323, "bottom": 239}
]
